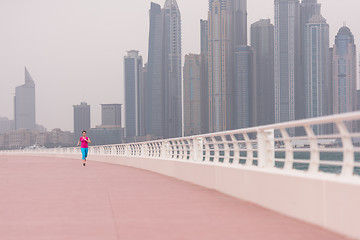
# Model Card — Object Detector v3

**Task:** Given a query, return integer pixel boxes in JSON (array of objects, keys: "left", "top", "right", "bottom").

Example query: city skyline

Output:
[{"left": 1, "top": 0, "right": 360, "bottom": 131}]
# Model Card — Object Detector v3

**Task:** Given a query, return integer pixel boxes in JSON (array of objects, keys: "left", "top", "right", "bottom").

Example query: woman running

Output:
[{"left": 77, "top": 130, "right": 91, "bottom": 166}]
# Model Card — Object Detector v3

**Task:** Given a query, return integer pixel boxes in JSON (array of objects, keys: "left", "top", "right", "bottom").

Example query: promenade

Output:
[{"left": 0, "top": 155, "right": 350, "bottom": 240}]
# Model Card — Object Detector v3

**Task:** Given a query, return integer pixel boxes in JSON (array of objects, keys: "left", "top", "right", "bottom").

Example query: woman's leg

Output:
[
  {"left": 81, "top": 148, "right": 86, "bottom": 163},
  {"left": 84, "top": 148, "right": 88, "bottom": 160}
]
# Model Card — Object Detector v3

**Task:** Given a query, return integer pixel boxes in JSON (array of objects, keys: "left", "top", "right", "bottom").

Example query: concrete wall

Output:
[{"left": 5, "top": 153, "right": 360, "bottom": 239}]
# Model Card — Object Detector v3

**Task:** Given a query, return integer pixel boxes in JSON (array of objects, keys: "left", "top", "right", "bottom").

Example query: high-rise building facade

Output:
[
  {"left": 332, "top": 26, "right": 357, "bottom": 116},
  {"left": 140, "top": 64, "right": 148, "bottom": 137},
  {"left": 300, "top": 0, "right": 321, "bottom": 30},
  {"left": 274, "top": 0, "right": 301, "bottom": 135},
  {"left": 73, "top": 102, "right": 90, "bottom": 139},
  {"left": 234, "top": 46, "right": 255, "bottom": 129},
  {"left": 208, "top": 0, "right": 234, "bottom": 132},
  {"left": 234, "top": 0, "right": 247, "bottom": 46},
  {"left": 251, "top": 19, "right": 275, "bottom": 126},
  {"left": 102, "top": 104, "right": 122, "bottom": 127},
  {"left": 0, "top": 117, "right": 14, "bottom": 134},
  {"left": 124, "top": 50, "right": 143, "bottom": 138},
  {"left": 183, "top": 54, "right": 202, "bottom": 136},
  {"left": 147, "top": 2, "right": 165, "bottom": 139},
  {"left": 299, "top": 0, "right": 322, "bottom": 123},
  {"left": 14, "top": 68, "right": 36, "bottom": 131},
  {"left": 304, "top": 15, "right": 330, "bottom": 134},
  {"left": 200, "top": 19, "right": 209, "bottom": 134},
  {"left": 146, "top": 1, "right": 182, "bottom": 139},
  {"left": 163, "top": 0, "right": 182, "bottom": 138},
  {"left": 304, "top": 16, "right": 330, "bottom": 118}
]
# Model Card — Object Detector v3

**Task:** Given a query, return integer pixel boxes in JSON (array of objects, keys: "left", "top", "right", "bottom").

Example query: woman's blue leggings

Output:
[{"left": 81, "top": 148, "right": 88, "bottom": 160}]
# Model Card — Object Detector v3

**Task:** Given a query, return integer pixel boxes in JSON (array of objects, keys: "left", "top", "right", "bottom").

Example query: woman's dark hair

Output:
[{"left": 82, "top": 130, "right": 87, "bottom": 133}]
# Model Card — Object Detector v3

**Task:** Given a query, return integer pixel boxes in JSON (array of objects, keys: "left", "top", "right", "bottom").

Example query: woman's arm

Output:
[
  {"left": 87, "top": 138, "right": 91, "bottom": 144},
  {"left": 77, "top": 140, "right": 80, "bottom": 146}
]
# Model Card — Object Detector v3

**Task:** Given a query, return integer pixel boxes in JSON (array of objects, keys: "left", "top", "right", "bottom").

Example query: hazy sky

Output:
[{"left": 0, "top": 0, "right": 359, "bottom": 131}]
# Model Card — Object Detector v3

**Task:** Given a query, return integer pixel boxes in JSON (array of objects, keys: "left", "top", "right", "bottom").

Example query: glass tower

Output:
[
  {"left": 304, "top": 15, "right": 330, "bottom": 134},
  {"left": 332, "top": 26, "right": 357, "bottom": 116},
  {"left": 163, "top": 0, "right": 182, "bottom": 138},
  {"left": 14, "top": 68, "right": 36, "bottom": 131},
  {"left": 183, "top": 54, "right": 202, "bottom": 136},
  {"left": 251, "top": 19, "right": 275, "bottom": 126},
  {"left": 146, "top": 1, "right": 182, "bottom": 139},
  {"left": 124, "top": 50, "right": 143, "bottom": 139},
  {"left": 274, "top": 0, "right": 301, "bottom": 135}
]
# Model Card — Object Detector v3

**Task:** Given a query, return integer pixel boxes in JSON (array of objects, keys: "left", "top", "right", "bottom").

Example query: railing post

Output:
[
  {"left": 304, "top": 125, "right": 320, "bottom": 173},
  {"left": 221, "top": 135, "right": 231, "bottom": 164},
  {"left": 192, "top": 137, "right": 203, "bottom": 161},
  {"left": 337, "top": 121, "right": 354, "bottom": 176},
  {"left": 244, "top": 133, "right": 254, "bottom": 166},
  {"left": 257, "top": 129, "right": 275, "bottom": 168},
  {"left": 141, "top": 143, "right": 149, "bottom": 157},
  {"left": 230, "top": 134, "right": 240, "bottom": 165},
  {"left": 124, "top": 145, "right": 131, "bottom": 156},
  {"left": 280, "top": 129, "right": 294, "bottom": 170},
  {"left": 161, "top": 141, "right": 169, "bottom": 159}
]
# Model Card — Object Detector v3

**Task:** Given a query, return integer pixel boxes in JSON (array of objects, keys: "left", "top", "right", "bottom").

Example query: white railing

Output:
[{"left": 4, "top": 112, "right": 360, "bottom": 177}]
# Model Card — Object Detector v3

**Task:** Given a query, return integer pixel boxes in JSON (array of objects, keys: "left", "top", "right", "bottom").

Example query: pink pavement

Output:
[{"left": 0, "top": 155, "right": 351, "bottom": 240}]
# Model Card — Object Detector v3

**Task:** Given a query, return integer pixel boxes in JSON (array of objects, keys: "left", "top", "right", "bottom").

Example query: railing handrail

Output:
[
  {"left": 3, "top": 112, "right": 360, "bottom": 178},
  {"left": 89, "top": 111, "right": 360, "bottom": 148}
]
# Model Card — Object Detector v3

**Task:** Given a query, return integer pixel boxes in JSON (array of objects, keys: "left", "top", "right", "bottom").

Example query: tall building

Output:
[
  {"left": 147, "top": 2, "right": 165, "bottom": 138},
  {"left": 183, "top": 54, "right": 202, "bottom": 136},
  {"left": 14, "top": 68, "right": 36, "bottom": 130},
  {"left": 299, "top": 0, "right": 321, "bottom": 122},
  {"left": 73, "top": 102, "right": 90, "bottom": 139},
  {"left": 146, "top": 1, "right": 182, "bottom": 139},
  {"left": 0, "top": 117, "right": 14, "bottom": 134},
  {"left": 251, "top": 19, "right": 275, "bottom": 126},
  {"left": 101, "top": 104, "right": 122, "bottom": 127},
  {"left": 300, "top": 0, "right": 321, "bottom": 27},
  {"left": 274, "top": 0, "right": 301, "bottom": 135},
  {"left": 332, "top": 26, "right": 357, "bottom": 117},
  {"left": 304, "top": 15, "right": 330, "bottom": 134},
  {"left": 234, "top": 0, "right": 247, "bottom": 46},
  {"left": 140, "top": 64, "right": 148, "bottom": 136},
  {"left": 200, "top": 19, "right": 209, "bottom": 134},
  {"left": 207, "top": 0, "right": 248, "bottom": 132},
  {"left": 124, "top": 50, "right": 143, "bottom": 139},
  {"left": 234, "top": 46, "right": 255, "bottom": 129},
  {"left": 329, "top": 47, "right": 334, "bottom": 115},
  {"left": 208, "top": 0, "right": 234, "bottom": 132},
  {"left": 163, "top": 0, "right": 182, "bottom": 138}
]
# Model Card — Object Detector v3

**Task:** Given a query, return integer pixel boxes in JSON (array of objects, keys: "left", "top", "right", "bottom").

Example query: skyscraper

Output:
[
  {"left": 300, "top": 0, "right": 322, "bottom": 124},
  {"left": 234, "top": 46, "right": 255, "bottom": 129},
  {"left": 73, "top": 102, "right": 90, "bottom": 139},
  {"left": 300, "top": 0, "right": 321, "bottom": 33},
  {"left": 304, "top": 15, "right": 330, "bottom": 133},
  {"left": 163, "top": 0, "right": 182, "bottom": 138},
  {"left": 274, "top": 0, "right": 301, "bottom": 135},
  {"left": 251, "top": 19, "right": 275, "bottom": 126},
  {"left": 14, "top": 68, "right": 36, "bottom": 131},
  {"left": 332, "top": 26, "right": 357, "bottom": 117},
  {"left": 208, "top": 0, "right": 234, "bottom": 132},
  {"left": 200, "top": 19, "right": 209, "bottom": 134},
  {"left": 234, "top": 0, "right": 247, "bottom": 46},
  {"left": 140, "top": 64, "right": 148, "bottom": 137},
  {"left": 124, "top": 50, "right": 143, "bottom": 139},
  {"left": 101, "top": 104, "right": 122, "bottom": 127},
  {"left": 146, "top": 1, "right": 182, "bottom": 139},
  {"left": 183, "top": 54, "right": 202, "bottom": 136},
  {"left": 147, "top": 2, "right": 165, "bottom": 139}
]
